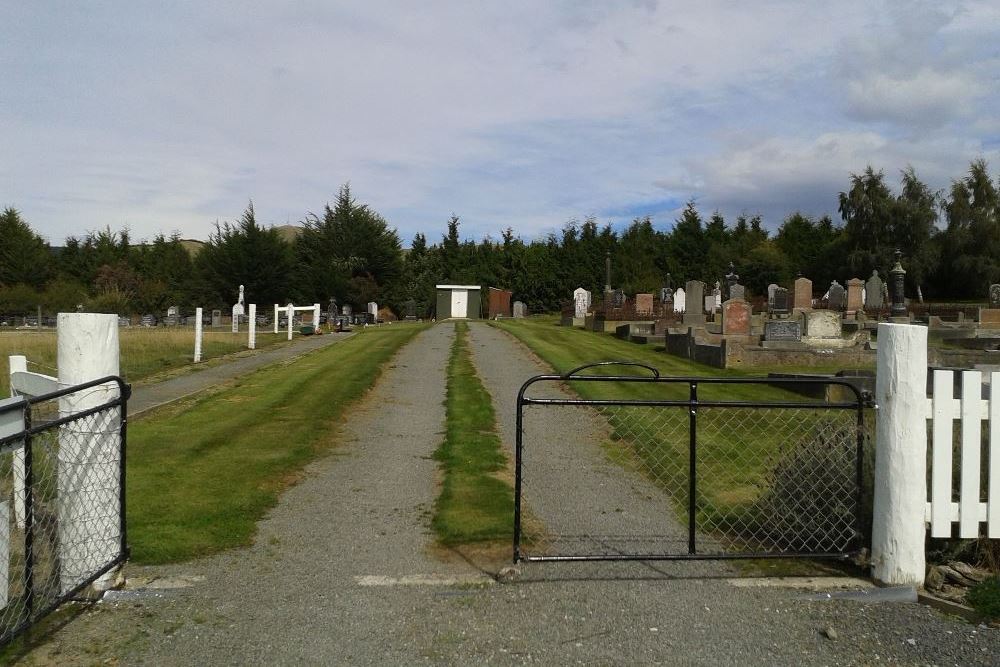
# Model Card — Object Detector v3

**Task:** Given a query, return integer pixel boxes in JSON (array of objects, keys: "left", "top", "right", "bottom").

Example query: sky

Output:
[{"left": 2, "top": 1, "right": 999, "bottom": 247}]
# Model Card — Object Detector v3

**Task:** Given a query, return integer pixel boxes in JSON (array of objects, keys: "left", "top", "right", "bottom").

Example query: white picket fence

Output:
[{"left": 925, "top": 369, "right": 1000, "bottom": 538}]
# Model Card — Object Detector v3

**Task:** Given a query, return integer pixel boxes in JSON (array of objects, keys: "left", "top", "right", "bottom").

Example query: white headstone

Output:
[
  {"left": 673, "top": 288, "right": 686, "bottom": 313},
  {"left": 573, "top": 287, "right": 590, "bottom": 318}
]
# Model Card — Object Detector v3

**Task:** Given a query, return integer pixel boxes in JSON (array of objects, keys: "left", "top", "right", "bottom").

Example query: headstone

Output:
[
  {"left": 793, "top": 277, "right": 813, "bottom": 311},
  {"left": 513, "top": 301, "right": 526, "bottom": 318},
  {"left": 767, "top": 284, "right": 778, "bottom": 307},
  {"left": 367, "top": 302, "right": 378, "bottom": 318},
  {"left": 803, "top": 310, "right": 842, "bottom": 338},
  {"left": 682, "top": 281, "right": 705, "bottom": 325},
  {"left": 764, "top": 320, "right": 801, "bottom": 342},
  {"left": 635, "top": 293, "right": 654, "bottom": 315},
  {"left": 704, "top": 296, "right": 715, "bottom": 315},
  {"left": 328, "top": 298, "right": 338, "bottom": 322},
  {"left": 772, "top": 287, "right": 789, "bottom": 313},
  {"left": 980, "top": 309, "right": 1000, "bottom": 328},
  {"left": 659, "top": 287, "right": 673, "bottom": 303},
  {"left": 673, "top": 287, "right": 686, "bottom": 313},
  {"left": 866, "top": 271, "right": 885, "bottom": 311},
  {"left": 721, "top": 299, "right": 751, "bottom": 336},
  {"left": 405, "top": 299, "right": 417, "bottom": 320},
  {"left": 342, "top": 304, "right": 352, "bottom": 316},
  {"left": 211, "top": 309, "right": 222, "bottom": 327},
  {"left": 713, "top": 281, "right": 722, "bottom": 310},
  {"left": 573, "top": 287, "right": 590, "bottom": 318},
  {"left": 611, "top": 289, "right": 626, "bottom": 308},
  {"left": 827, "top": 280, "right": 845, "bottom": 310},
  {"left": 724, "top": 263, "right": 739, "bottom": 300},
  {"left": 729, "top": 282, "right": 746, "bottom": 302},
  {"left": 990, "top": 284, "right": 1000, "bottom": 307},
  {"left": 846, "top": 278, "right": 864, "bottom": 314},
  {"left": 165, "top": 305, "right": 179, "bottom": 326}
]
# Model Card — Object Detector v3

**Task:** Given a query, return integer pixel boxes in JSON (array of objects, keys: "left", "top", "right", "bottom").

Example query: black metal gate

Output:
[
  {"left": 513, "top": 363, "right": 868, "bottom": 563},
  {"left": 0, "top": 376, "right": 130, "bottom": 646}
]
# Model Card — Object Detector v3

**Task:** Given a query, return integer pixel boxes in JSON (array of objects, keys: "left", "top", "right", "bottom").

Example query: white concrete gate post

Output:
[
  {"left": 56, "top": 313, "right": 122, "bottom": 593},
  {"left": 193, "top": 307, "right": 203, "bottom": 363},
  {"left": 871, "top": 322, "right": 928, "bottom": 586},
  {"left": 248, "top": 304, "right": 257, "bottom": 349}
]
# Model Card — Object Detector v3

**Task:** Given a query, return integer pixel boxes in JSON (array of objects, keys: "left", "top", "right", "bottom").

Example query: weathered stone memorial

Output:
[
  {"left": 611, "top": 289, "right": 626, "bottom": 308},
  {"left": 165, "top": 305, "right": 179, "bottom": 326},
  {"left": 803, "top": 310, "right": 841, "bottom": 339},
  {"left": 682, "top": 281, "right": 705, "bottom": 325},
  {"left": 705, "top": 296, "right": 715, "bottom": 316},
  {"left": 513, "top": 301, "right": 526, "bottom": 318},
  {"left": 721, "top": 299, "right": 751, "bottom": 336},
  {"left": 866, "top": 271, "right": 885, "bottom": 311},
  {"left": 729, "top": 282, "right": 746, "bottom": 302},
  {"left": 211, "top": 309, "right": 222, "bottom": 327},
  {"left": 635, "top": 293, "right": 654, "bottom": 315},
  {"left": 990, "top": 284, "right": 1000, "bottom": 307},
  {"left": 404, "top": 299, "right": 417, "bottom": 320},
  {"left": 793, "top": 276, "right": 812, "bottom": 311},
  {"left": 232, "top": 285, "right": 246, "bottom": 333},
  {"left": 659, "top": 286, "right": 673, "bottom": 304},
  {"left": 846, "top": 278, "right": 864, "bottom": 316},
  {"left": 981, "top": 284, "right": 1000, "bottom": 329}
]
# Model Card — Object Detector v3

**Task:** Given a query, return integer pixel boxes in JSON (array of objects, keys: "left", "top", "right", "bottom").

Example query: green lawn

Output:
[
  {"left": 127, "top": 323, "right": 428, "bottom": 563},
  {"left": 432, "top": 322, "right": 514, "bottom": 545}
]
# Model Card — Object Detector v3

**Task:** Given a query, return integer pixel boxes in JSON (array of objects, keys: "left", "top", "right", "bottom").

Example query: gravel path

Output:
[{"left": 14, "top": 322, "right": 1000, "bottom": 666}]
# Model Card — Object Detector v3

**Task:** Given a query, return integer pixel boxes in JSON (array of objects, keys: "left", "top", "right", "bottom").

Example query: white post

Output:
[
  {"left": 313, "top": 303, "right": 321, "bottom": 329},
  {"left": 872, "top": 322, "right": 928, "bottom": 586},
  {"left": 194, "top": 307, "right": 203, "bottom": 363},
  {"left": 56, "top": 312, "right": 121, "bottom": 593},
  {"left": 287, "top": 304, "right": 294, "bottom": 341},
  {"left": 274, "top": 304, "right": 279, "bottom": 334},
  {"left": 248, "top": 304, "right": 256, "bottom": 350},
  {"left": 8, "top": 356, "right": 27, "bottom": 530}
]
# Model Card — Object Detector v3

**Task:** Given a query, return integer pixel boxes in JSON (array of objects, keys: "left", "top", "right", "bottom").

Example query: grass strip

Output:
[
  {"left": 432, "top": 322, "right": 514, "bottom": 545},
  {"left": 127, "top": 323, "right": 427, "bottom": 563}
]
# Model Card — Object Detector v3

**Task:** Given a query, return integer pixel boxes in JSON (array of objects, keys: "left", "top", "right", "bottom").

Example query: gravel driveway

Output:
[{"left": 14, "top": 322, "right": 1000, "bottom": 666}]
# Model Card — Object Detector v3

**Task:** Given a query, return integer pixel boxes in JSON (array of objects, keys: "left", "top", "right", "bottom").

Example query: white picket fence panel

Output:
[{"left": 924, "top": 370, "right": 1000, "bottom": 538}]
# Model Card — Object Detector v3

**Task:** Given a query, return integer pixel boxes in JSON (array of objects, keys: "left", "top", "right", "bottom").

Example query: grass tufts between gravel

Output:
[
  {"left": 127, "top": 324, "right": 428, "bottom": 564},
  {"left": 432, "top": 322, "right": 514, "bottom": 545}
]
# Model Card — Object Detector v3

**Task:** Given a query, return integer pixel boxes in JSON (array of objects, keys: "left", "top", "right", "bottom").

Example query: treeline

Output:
[{"left": 2, "top": 162, "right": 999, "bottom": 318}]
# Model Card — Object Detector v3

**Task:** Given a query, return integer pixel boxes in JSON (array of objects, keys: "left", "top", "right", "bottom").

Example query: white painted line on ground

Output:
[
  {"left": 355, "top": 574, "right": 495, "bottom": 587},
  {"left": 726, "top": 577, "right": 873, "bottom": 590}
]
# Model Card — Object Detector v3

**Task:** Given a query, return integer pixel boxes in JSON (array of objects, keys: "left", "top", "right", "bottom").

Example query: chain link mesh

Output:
[
  {"left": 518, "top": 382, "right": 864, "bottom": 560},
  {"left": 0, "top": 388, "right": 124, "bottom": 645}
]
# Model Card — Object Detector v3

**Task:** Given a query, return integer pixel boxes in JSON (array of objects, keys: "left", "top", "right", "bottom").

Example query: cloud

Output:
[{"left": 1, "top": 1, "right": 999, "bottom": 246}]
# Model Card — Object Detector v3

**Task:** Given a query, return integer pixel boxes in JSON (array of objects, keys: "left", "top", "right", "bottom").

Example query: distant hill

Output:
[
  {"left": 179, "top": 239, "right": 205, "bottom": 256},
  {"left": 273, "top": 224, "right": 303, "bottom": 244}
]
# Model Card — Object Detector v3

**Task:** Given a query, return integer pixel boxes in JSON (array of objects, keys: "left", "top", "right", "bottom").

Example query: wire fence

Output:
[
  {"left": 514, "top": 366, "right": 869, "bottom": 562},
  {"left": 0, "top": 376, "right": 128, "bottom": 647}
]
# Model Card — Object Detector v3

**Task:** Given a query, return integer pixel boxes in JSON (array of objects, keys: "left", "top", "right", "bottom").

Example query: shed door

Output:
[{"left": 450, "top": 290, "right": 468, "bottom": 318}]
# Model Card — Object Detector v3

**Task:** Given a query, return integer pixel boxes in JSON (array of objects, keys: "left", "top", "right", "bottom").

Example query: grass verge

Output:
[
  {"left": 0, "top": 327, "right": 288, "bottom": 395},
  {"left": 127, "top": 323, "right": 427, "bottom": 563},
  {"left": 432, "top": 322, "right": 514, "bottom": 545}
]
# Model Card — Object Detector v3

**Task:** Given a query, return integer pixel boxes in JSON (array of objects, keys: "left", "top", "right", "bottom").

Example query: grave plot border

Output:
[
  {"left": 0, "top": 376, "right": 130, "bottom": 648},
  {"left": 513, "top": 363, "right": 869, "bottom": 563}
]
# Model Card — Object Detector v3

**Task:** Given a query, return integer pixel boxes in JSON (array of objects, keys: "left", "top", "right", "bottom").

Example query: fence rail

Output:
[
  {"left": 0, "top": 375, "right": 129, "bottom": 647},
  {"left": 925, "top": 369, "right": 1000, "bottom": 538}
]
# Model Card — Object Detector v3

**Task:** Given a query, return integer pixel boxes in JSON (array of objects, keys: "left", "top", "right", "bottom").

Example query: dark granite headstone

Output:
[
  {"left": 827, "top": 281, "right": 845, "bottom": 310},
  {"left": 611, "top": 289, "right": 626, "bottom": 308},
  {"left": 659, "top": 287, "right": 674, "bottom": 303},
  {"left": 772, "top": 287, "right": 789, "bottom": 313},
  {"left": 990, "top": 284, "right": 1000, "bottom": 307},
  {"left": 764, "top": 320, "right": 801, "bottom": 341},
  {"left": 405, "top": 299, "right": 417, "bottom": 320}
]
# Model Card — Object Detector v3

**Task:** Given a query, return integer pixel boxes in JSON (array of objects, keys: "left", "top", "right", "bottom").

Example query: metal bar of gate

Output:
[{"left": 688, "top": 381, "right": 697, "bottom": 555}]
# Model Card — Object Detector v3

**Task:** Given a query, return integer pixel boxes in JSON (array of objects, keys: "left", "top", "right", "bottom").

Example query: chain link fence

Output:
[
  {"left": 514, "top": 364, "right": 868, "bottom": 562},
  {"left": 0, "top": 377, "right": 128, "bottom": 647}
]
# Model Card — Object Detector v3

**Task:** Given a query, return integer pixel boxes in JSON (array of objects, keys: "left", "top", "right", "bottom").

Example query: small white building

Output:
[{"left": 435, "top": 285, "right": 482, "bottom": 319}]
